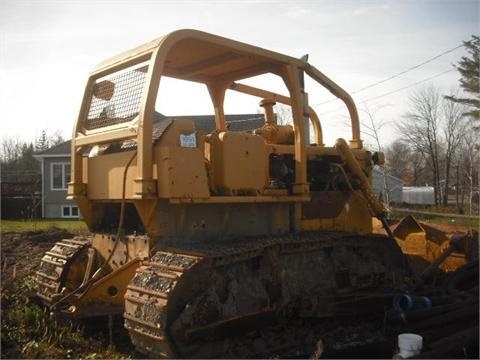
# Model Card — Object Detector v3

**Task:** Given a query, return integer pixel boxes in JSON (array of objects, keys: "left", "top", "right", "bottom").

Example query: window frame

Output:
[
  {"left": 61, "top": 205, "right": 80, "bottom": 218},
  {"left": 50, "top": 162, "right": 71, "bottom": 191}
]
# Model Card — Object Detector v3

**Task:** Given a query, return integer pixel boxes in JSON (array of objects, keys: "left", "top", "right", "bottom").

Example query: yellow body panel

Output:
[
  {"left": 87, "top": 151, "right": 140, "bottom": 199},
  {"left": 79, "top": 259, "right": 141, "bottom": 306},
  {"left": 206, "top": 131, "right": 267, "bottom": 195},
  {"left": 65, "top": 27, "right": 389, "bottom": 267},
  {"left": 37, "top": 32, "right": 407, "bottom": 358},
  {"left": 155, "top": 146, "right": 209, "bottom": 199},
  {"left": 301, "top": 192, "right": 373, "bottom": 234}
]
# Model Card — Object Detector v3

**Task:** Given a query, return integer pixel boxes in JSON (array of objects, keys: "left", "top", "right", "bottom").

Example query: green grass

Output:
[
  {"left": 390, "top": 210, "right": 479, "bottom": 229},
  {"left": 0, "top": 219, "right": 88, "bottom": 233}
]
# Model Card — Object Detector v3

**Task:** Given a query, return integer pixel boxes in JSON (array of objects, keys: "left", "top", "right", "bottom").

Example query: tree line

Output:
[
  {"left": 383, "top": 88, "right": 477, "bottom": 214},
  {"left": 1, "top": 130, "right": 64, "bottom": 183},
  {"left": 1, "top": 36, "right": 478, "bottom": 214},
  {"left": 380, "top": 36, "right": 479, "bottom": 214}
]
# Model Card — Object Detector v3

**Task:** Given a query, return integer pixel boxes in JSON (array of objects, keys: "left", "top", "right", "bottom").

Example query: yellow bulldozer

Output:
[{"left": 36, "top": 29, "right": 406, "bottom": 357}]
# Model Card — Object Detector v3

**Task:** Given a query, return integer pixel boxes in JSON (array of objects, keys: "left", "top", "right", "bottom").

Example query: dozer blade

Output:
[{"left": 393, "top": 215, "right": 475, "bottom": 275}]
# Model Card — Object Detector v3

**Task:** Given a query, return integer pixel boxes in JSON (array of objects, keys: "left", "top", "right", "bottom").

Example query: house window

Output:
[
  {"left": 51, "top": 163, "right": 70, "bottom": 190},
  {"left": 61, "top": 205, "right": 79, "bottom": 218}
]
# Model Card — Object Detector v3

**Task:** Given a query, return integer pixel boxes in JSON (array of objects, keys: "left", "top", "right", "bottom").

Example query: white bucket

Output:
[{"left": 398, "top": 333, "right": 423, "bottom": 358}]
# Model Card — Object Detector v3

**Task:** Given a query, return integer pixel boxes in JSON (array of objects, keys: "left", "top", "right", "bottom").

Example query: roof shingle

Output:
[{"left": 34, "top": 112, "right": 265, "bottom": 157}]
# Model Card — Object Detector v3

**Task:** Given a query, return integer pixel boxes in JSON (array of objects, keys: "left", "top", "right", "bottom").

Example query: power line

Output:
[
  {"left": 316, "top": 68, "right": 455, "bottom": 116},
  {"left": 351, "top": 45, "right": 463, "bottom": 94},
  {"left": 315, "top": 43, "right": 464, "bottom": 106},
  {"left": 360, "top": 69, "right": 455, "bottom": 103}
]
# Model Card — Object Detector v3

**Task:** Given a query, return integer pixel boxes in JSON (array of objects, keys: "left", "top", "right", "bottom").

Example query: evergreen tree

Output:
[
  {"left": 35, "top": 130, "right": 49, "bottom": 151},
  {"left": 1, "top": 138, "right": 40, "bottom": 183},
  {"left": 445, "top": 35, "right": 480, "bottom": 124},
  {"left": 20, "top": 143, "right": 39, "bottom": 174}
]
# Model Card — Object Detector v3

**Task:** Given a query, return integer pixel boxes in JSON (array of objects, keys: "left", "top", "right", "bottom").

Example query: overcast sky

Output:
[{"left": 1, "top": 0, "right": 478, "bottom": 147}]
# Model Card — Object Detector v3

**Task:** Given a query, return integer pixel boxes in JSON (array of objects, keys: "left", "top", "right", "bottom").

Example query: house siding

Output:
[{"left": 42, "top": 156, "right": 78, "bottom": 218}]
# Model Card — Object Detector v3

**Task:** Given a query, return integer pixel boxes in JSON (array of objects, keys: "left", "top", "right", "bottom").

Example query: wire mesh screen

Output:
[{"left": 85, "top": 64, "right": 149, "bottom": 131}]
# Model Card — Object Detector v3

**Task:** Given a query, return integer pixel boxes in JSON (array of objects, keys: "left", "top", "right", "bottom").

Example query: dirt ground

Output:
[
  {"left": 1, "top": 221, "right": 477, "bottom": 359},
  {"left": 1, "top": 228, "right": 74, "bottom": 287},
  {"left": 2, "top": 219, "right": 474, "bottom": 285},
  {"left": 2, "top": 220, "right": 472, "bottom": 282}
]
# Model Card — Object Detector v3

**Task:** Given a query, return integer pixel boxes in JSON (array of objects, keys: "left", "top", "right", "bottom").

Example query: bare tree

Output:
[
  {"left": 456, "top": 130, "right": 479, "bottom": 214},
  {"left": 384, "top": 140, "right": 428, "bottom": 186},
  {"left": 359, "top": 103, "right": 390, "bottom": 151},
  {"left": 1, "top": 134, "right": 40, "bottom": 189},
  {"left": 442, "top": 89, "right": 468, "bottom": 206},
  {"left": 398, "top": 85, "right": 443, "bottom": 205},
  {"left": 49, "top": 129, "right": 65, "bottom": 147},
  {"left": 34, "top": 129, "right": 65, "bottom": 152},
  {"left": 359, "top": 103, "right": 391, "bottom": 203},
  {"left": 385, "top": 140, "right": 410, "bottom": 181},
  {"left": 1, "top": 135, "right": 23, "bottom": 164}
]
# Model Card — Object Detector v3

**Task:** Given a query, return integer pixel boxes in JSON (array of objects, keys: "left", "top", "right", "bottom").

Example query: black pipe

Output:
[
  {"left": 409, "top": 305, "right": 478, "bottom": 331},
  {"left": 418, "top": 318, "right": 478, "bottom": 343},
  {"left": 387, "top": 296, "right": 477, "bottom": 323},
  {"left": 418, "top": 326, "right": 478, "bottom": 359}
]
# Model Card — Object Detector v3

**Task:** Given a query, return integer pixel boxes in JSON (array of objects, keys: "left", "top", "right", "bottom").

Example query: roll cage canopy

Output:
[{"left": 72, "top": 29, "right": 362, "bottom": 198}]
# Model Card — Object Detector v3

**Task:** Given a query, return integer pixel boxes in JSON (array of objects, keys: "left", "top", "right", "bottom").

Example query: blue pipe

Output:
[{"left": 393, "top": 294, "right": 432, "bottom": 313}]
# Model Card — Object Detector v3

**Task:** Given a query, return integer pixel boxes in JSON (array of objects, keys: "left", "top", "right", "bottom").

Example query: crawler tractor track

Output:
[
  {"left": 124, "top": 232, "right": 405, "bottom": 358},
  {"left": 36, "top": 237, "right": 91, "bottom": 305}
]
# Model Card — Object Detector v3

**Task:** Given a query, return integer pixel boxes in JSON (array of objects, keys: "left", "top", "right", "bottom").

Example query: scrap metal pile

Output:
[{"left": 386, "top": 224, "right": 479, "bottom": 359}]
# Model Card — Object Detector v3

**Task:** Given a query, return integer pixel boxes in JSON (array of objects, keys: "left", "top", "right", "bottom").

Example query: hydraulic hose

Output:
[{"left": 334, "top": 138, "right": 396, "bottom": 239}]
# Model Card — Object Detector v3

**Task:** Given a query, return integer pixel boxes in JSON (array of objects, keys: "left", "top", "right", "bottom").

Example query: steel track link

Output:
[
  {"left": 123, "top": 231, "right": 405, "bottom": 358},
  {"left": 36, "top": 237, "right": 91, "bottom": 304},
  {"left": 124, "top": 251, "right": 203, "bottom": 357}
]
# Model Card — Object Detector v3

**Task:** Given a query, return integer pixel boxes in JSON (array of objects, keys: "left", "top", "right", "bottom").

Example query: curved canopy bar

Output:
[
  {"left": 73, "top": 29, "right": 362, "bottom": 198},
  {"left": 86, "top": 29, "right": 360, "bottom": 148},
  {"left": 91, "top": 29, "right": 305, "bottom": 79}
]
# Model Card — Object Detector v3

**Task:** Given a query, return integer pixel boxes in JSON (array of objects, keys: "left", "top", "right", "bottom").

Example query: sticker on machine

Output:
[{"left": 180, "top": 133, "right": 197, "bottom": 148}]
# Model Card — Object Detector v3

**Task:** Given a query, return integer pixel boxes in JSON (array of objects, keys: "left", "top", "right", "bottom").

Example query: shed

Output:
[
  {"left": 402, "top": 186, "right": 435, "bottom": 205},
  {"left": 372, "top": 167, "right": 403, "bottom": 204}
]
